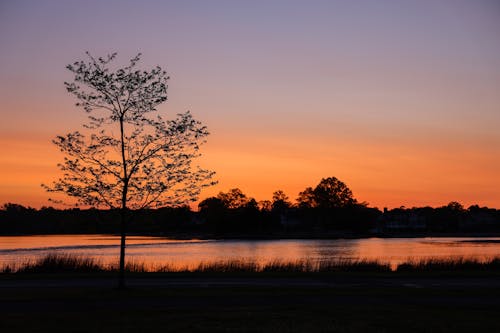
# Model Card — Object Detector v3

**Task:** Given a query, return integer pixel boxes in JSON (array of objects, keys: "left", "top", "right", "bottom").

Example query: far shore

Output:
[{"left": 2, "top": 231, "right": 500, "bottom": 239}]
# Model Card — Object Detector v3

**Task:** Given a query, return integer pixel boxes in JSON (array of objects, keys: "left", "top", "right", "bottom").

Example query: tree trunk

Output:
[
  {"left": 118, "top": 206, "right": 127, "bottom": 289},
  {"left": 118, "top": 115, "right": 128, "bottom": 289}
]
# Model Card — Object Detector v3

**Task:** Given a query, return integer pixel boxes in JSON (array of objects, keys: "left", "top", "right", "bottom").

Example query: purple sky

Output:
[{"left": 1, "top": 0, "right": 499, "bottom": 208}]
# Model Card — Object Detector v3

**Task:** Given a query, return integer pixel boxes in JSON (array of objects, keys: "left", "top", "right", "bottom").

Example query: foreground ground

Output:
[{"left": 1, "top": 274, "right": 499, "bottom": 332}]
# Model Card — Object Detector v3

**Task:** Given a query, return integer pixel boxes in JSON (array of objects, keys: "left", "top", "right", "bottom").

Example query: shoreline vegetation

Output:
[
  {"left": 1, "top": 198, "right": 499, "bottom": 237},
  {"left": 3, "top": 255, "right": 500, "bottom": 333},
  {"left": 2, "top": 253, "right": 500, "bottom": 275}
]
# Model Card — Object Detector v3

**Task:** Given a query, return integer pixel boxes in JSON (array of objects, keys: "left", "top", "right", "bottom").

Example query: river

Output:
[{"left": 1, "top": 235, "right": 499, "bottom": 270}]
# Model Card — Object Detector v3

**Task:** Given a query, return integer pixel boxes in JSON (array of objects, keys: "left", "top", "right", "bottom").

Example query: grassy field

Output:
[
  {"left": 1, "top": 254, "right": 499, "bottom": 332},
  {"left": 1, "top": 283, "right": 499, "bottom": 332}
]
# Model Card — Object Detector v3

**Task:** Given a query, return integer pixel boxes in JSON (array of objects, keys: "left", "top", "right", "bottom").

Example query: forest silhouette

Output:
[{"left": 2, "top": 177, "right": 499, "bottom": 236}]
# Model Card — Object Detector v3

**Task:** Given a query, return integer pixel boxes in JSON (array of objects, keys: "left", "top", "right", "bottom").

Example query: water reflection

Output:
[{"left": 1, "top": 235, "right": 499, "bottom": 270}]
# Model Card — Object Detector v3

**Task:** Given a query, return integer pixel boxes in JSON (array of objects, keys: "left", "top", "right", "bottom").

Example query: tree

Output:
[
  {"left": 312, "top": 177, "right": 357, "bottom": 208},
  {"left": 216, "top": 188, "right": 250, "bottom": 209},
  {"left": 297, "top": 177, "right": 357, "bottom": 209},
  {"left": 197, "top": 197, "right": 226, "bottom": 231},
  {"left": 446, "top": 201, "right": 465, "bottom": 212},
  {"left": 198, "top": 197, "right": 225, "bottom": 212},
  {"left": 43, "top": 52, "right": 215, "bottom": 288},
  {"left": 271, "top": 190, "right": 291, "bottom": 211},
  {"left": 258, "top": 200, "right": 273, "bottom": 212},
  {"left": 297, "top": 187, "right": 316, "bottom": 208},
  {"left": 2, "top": 203, "right": 32, "bottom": 212}
]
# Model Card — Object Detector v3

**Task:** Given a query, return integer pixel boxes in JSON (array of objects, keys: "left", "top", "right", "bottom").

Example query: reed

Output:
[
  {"left": 317, "top": 259, "right": 391, "bottom": 272},
  {"left": 2, "top": 253, "right": 499, "bottom": 274},
  {"left": 14, "top": 253, "right": 104, "bottom": 274},
  {"left": 262, "top": 259, "right": 314, "bottom": 273},
  {"left": 396, "top": 257, "right": 500, "bottom": 272}
]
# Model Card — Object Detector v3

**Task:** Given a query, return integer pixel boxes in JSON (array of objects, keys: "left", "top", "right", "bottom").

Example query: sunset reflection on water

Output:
[{"left": 1, "top": 235, "right": 499, "bottom": 271}]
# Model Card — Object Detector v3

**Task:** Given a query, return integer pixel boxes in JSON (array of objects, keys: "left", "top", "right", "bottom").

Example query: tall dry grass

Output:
[
  {"left": 11, "top": 254, "right": 104, "bottom": 274},
  {"left": 396, "top": 257, "right": 500, "bottom": 272},
  {"left": 1, "top": 253, "right": 499, "bottom": 274}
]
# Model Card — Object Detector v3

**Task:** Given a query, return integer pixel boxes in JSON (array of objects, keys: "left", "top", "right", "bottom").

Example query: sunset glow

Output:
[{"left": 1, "top": 0, "right": 499, "bottom": 209}]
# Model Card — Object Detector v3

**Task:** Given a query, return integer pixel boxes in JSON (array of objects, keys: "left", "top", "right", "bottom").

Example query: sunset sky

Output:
[{"left": 1, "top": 0, "right": 499, "bottom": 209}]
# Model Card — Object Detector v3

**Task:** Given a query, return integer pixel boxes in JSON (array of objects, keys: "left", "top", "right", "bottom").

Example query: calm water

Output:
[{"left": 1, "top": 235, "right": 499, "bottom": 270}]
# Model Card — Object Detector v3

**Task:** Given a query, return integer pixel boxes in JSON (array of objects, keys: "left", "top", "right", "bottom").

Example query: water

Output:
[{"left": 1, "top": 235, "right": 499, "bottom": 270}]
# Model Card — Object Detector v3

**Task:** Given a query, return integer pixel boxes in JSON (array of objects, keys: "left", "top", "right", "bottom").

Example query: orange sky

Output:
[
  {"left": 1, "top": 125, "right": 499, "bottom": 209},
  {"left": 1, "top": 1, "right": 499, "bottom": 209}
]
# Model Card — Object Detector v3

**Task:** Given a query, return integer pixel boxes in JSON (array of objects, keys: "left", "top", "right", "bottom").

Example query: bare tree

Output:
[{"left": 43, "top": 52, "right": 216, "bottom": 287}]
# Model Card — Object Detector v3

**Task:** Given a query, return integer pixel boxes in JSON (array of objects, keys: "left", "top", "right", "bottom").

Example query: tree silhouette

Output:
[
  {"left": 312, "top": 177, "right": 357, "bottom": 208},
  {"left": 297, "top": 187, "right": 316, "bottom": 208},
  {"left": 216, "top": 188, "right": 250, "bottom": 209},
  {"left": 259, "top": 200, "right": 273, "bottom": 212},
  {"left": 43, "top": 52, "right": 215, "bottom": 288},
  {"left": 271, "top": 190, "right": 291, "bottom": 211},
  {"left": 297, "top": 177, "right": 357, "bottom": 209},
  {"left": 446, "top": 201, "right": 465, "bottom": 212}
]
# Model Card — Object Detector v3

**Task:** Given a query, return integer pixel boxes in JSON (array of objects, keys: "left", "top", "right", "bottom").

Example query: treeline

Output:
[
  {"left": 0, "top": 204, "right": 192, "bottom": 235},
  {"left": 1, "top": 177, "right": 499, "bottom": 236},
  {"left": 197, "top": 177, "right": 378, "bottom": 235}
]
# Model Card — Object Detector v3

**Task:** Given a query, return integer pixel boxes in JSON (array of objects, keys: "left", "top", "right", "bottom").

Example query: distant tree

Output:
[
  {"left": 312, "top": 177, "right": 357, "bottom": 209},
  {"left": 446, "top": 201, "right": 465, "bottom": 211},
  {"left": 198, "top": 197, "right": 225, "bottom": 212},
  {"left": 43, "top": 52, "right": 215, "bottom": 288},
  {"left": 297, "top": 177, "right": 357, "bottom": 209},
  {"left": 433, "top": 201, "right": 466, "bottom": 231},
  {"left": 245, "top": 198, "right": 259, "bottom": 211},
  {"left": 216, "top": 188, "right": 250, "bottom": 209},
  {"left": 198, "top": 189, "right": 261, "bottom": 233},
  {"left": 259, "top": 200, "right": 273, "bottom": 212},
  {"left": 297, "top": 187, "right": 316, "bottom": 208},
  {"left": 2, "top": 203, "right": 32, "bottom": 212},
  {"left": 468, "top": 204, "right": 481, "bottom": 212},
  {"left": 271, "top": 190, "right": 291, "bottom": 211}
]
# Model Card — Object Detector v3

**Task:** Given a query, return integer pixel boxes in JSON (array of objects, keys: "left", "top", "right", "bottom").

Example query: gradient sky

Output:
[{"left": 1, "top": 0, "right": 499, "bottom": 209}]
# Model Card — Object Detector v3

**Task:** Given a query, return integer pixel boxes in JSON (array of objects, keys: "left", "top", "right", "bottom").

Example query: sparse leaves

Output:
[{"left": 43, "top": 53, "right": 215, "bottom": 209}]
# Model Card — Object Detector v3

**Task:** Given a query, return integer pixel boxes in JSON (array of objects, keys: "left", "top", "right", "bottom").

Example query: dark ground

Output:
[{"left": 1, "top": 274, "right": 499, "bottom": 332}]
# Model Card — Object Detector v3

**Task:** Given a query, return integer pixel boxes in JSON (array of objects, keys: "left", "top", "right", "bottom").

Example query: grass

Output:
[
  {"left": 397, "top": 257, "right": 500, "bottom": 272},
  {"left": 3, "top": 254, "right": 105, "bottom": 274},
  {"left": 2, "top": 254, "right": 500, "bottom": 275},
  {"left": 2, "top": 255, "right": 500, "bottom": 332},
  {"left": 1, "top": 285, "right": 499, "bottom": 332}
]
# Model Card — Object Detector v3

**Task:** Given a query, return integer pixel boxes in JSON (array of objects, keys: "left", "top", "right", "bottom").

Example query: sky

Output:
[{"left": 0, "top": 0, "right": 499, "bottom": 209}]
